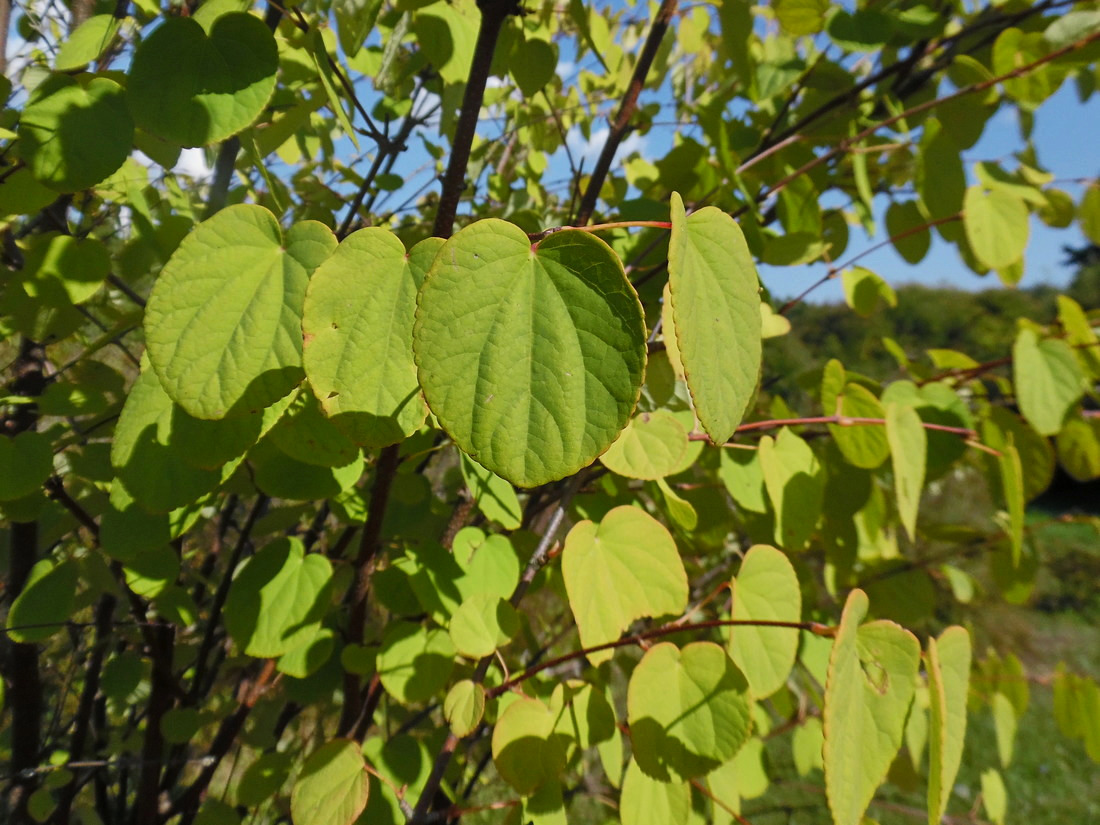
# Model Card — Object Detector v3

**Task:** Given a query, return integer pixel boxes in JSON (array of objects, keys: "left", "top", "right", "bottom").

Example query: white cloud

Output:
[{"left": 566, "top": 125, "right": 647, "bottom": 166}]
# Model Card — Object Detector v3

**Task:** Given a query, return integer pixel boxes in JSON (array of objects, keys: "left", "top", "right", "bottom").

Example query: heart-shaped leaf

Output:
[
  {"left": 291, "top": 740, "right": 369, "bottom": 825},
  {"left": 729, "top": 544, "right": 802, "bottom": 699},
  {"left": 0, "top": 432, "right": 53, "bottom": 501},
  {"left": 667, "top": 192, "right": 761, "bottom": 444},
  {"left": 224, "top": 537, "right": 334, "bottom": 658},
  {"left": 627, "top": 642, "right": 752, "bottom": 780},
  {"left": 145, "top": 205, "right": 337, "bottom": 419},
  {"left": 128, "top": 13, "right": 279, "bottom": 147},
  {"left": 413, "top": 219, "right": 646, "bottom": 487},
  {"left": 562, "top": 506, "right": 687, "bottom": 664},
  {"left": 303, "top": 231, "right": 438, "bottom": 447},
  {"left": 824, "top": 589, "right": 920, "bottom": 825},
  {"left": 18, "top": 73, "right": 132, "bottom": 192}
]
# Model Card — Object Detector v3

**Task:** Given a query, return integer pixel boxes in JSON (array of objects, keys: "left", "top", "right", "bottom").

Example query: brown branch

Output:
[
  {"left": 338, "top": 444, "right": 400, "bottom": 736},
  {"left": 748, "top": 28, "right": 1100, "bottom": 212},
  {"left": 409, "top": 475, "right": 586, "bottom": 822},
  {"left": 778, "top": 213, "right": 963, "bottom": 314},
  {"left": 574, "top": 0, "right": 678, "bottom": 225},
  {"left": 487, "top": 618, "right": 833, "bottom": 699},
  {"left": 432, "top": 0, "right": 520, "bottom": 238}
]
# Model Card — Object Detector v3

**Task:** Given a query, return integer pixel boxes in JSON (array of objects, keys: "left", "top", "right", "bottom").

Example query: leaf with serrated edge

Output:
[
  {"left": 145, "top": 205, "right": 337, "bottom": 419},
  {"left": 729, "top": 545, "right": 802, "bottom": 698},
  {"left": 303, "top": 231, "right": 437, "bottom": 447},
  {"left": 824, "top": 589, "right": 920, "bottom": 825},
  {"left": 562, "top": 506, "right": 687, "bottom": 664},
  {"left": 667, "top": 192, "right": 761, "bottom": 443},
  {"left": 414, "top": 219, "right": 646, "bottom": 487},
  {"left": 927, "top": 627, "right": 972, "bottom": 825},
  {"left": 290, "top": 740, "right": 369, "bottom": 825}
]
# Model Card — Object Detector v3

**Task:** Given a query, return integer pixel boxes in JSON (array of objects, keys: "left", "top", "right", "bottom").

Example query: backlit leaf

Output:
[
  {"left": 627, "top": 642, "right": 752, "bottom": 780},
  {"left": 964, "top": 186, "right": 1029, "bottom": 270},
  {"left": 729, "top": 544, "right": 801, "bottom": 699},
  {"left": 927, "top": 627, "right": 972, "bottom": 825},
  {"left": 291, "top": 740, "right": 369, "bottom": 825},
  {"left": 224, "top": 538, "right": 334, "bottom": 658},
  {"left": 128, "top": 14, "right": 279, "bottom": 147},
  {"left": 599, "top": 411, "right": 689, "bottom": 480},
  {"left": 562, "top": 506, "right": 688, "bottom": 664},
  {"left": 414, "top": 220, "right": 646, "bottom": 487},
  {"left": 667, "top": 191, "right": 761, "bottom": 443},
  {"left": 18, "top": 74, "right": 132, "bottom": 192},
  {"left": 885, "top": 402, "right": 926, "bottom": 541},
  {"left": 619, "top": 759, "right": 690, "bottom": 825},
  {"left": 145, "top": 205, "right": 337, "bottom": 419},
  {"left": 491, "top": 696, "right": 568, "bottom": 795},
  {"left": 6, "top": 559, "right": 78, "bottom": 643},
  {"left": 1013, "top": 328, "right": 1084, "bottom": 436},
  {"left": 823, "top": 589, "right": 920, "bottom": 825},
  {"left": 444, "top": 680, "right": 485, "bottom": 738},
  {"left": 303, "top": 232, "right": 435, "bottom": 447},
  {"left": 759, "top": 428, "right": 824, "bottom": 550}
]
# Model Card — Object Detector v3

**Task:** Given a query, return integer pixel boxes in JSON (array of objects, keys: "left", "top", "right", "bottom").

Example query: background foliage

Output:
[{"left": 1, "top": 1, "right": 1099, "bottom": 825}]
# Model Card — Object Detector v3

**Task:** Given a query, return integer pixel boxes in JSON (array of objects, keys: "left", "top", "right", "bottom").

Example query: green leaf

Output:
[
  {"left": 404, "top": 531, "right": 521, "bottom": 622},
  {"left": 667, "top": 191, "right": 761, "bottom": 443},
  {"left": 1013, "top": 328, "right": 1085, "bottom": 436},
  {"left": 18, "top": 74, "right": 132, "bottom": 192},
  {"left": 303, "top": 231, "right": 434, "bottom": 446},
  {"left": 444, "top": 679, "right": 485, "bottom": 738},
  {"left": 491, "top": 696, "right": 569, "bottom": 795},
  {"left": 619, "top": 759, "right": 690, "bottom": 825},
  {"left": 991, "top": 691, "right": 1016, "bottom": 767},
  {"left": 238, "top": 752, "right": 294, "bottom": 807},
  {"left": 1080, "top": 182, "right": 1100, "bottom": 244},
  {"left": 55, "top": 14, "right": 120, "bottom": 70},
  {"left": 841, "top": 267, "right": 897, "bottom": 318},
  {"left": 111, "top": 366, "right": 234, "bottom": 512},
  {"left": 6, "top": 559, "right": 78, "bottom": 643},
  {"left": 376, "top": 623, "right": 455, "bottom": 704},
  {"left": 599, "top": 411, "right": 689, "bottom": 480},
  {"left": 307, "top": 29, "right": 359, "bottom": 149},
  {"left": 1056, "top": 417, "right": 1100, "bottom": 481},
  {"left": 448, "top": 594, "right": 519, "bottom": 659},
  {"left": 927, "top": 627, "right": 972, "bottom": 825},
  {"left": 224, "top": 538, "right": 334, "bottom": 658},
  {"left": 759, "top": 428, "right": 824, "bottom": 550},
  {"left": 963, "top": 186, "right": 1029, "bottom": 270},
  {"left": 729, "top": 544, "right": 802, "bottom": 699},
  {"left": 0, "top": 432, "right": 53, "bottom": 501},
  {"left": 145, "top": 205, "right": 337, "bottom": 419},
  {"left": 826, "top": 9, "right": 893, "bottom": 51},
  {"left": 414, "top": 220, "right": 646, "bottom": 487},
  {"left": 627, "top": 641, "right": 752, "bottom": 780},
  {"left": 335, "top": 0, "right": 383, "bottom": 56},
  {"left": 128, "top": 14, "right": 279, "bottom": 147},
  {"left": 266, "top": 387, "right": 360, "bottom": 468},
  {"left": 20, "top": 234, "right": 110, "bottom": 307},
  {"left": 885, "top": 402, "right": 926, "bottom": 541},
  {"left": 460, "top": 452, "right": 522, "bottom": 529},
  {"left": 510, "top": 36, "right": 557, "bottom": 97},
  {"left": 981, "top": 768, "right": 1007, "bottom": 825},
  {"left": 884, "top": 201, "right": 930, "bottom": 264},
  {"left": 250, "top": 438, "right": 364, "bottom": 501},
  {"left": 291, "top": 740, "right": 369, "bottom": 825},
  {"left": 822, "top": 368, "right": 889, "bottom": 470},
  {"left": 792, "top": 718, "right": 825, "bottom": 776},
  {"left": 773, "top": 0, "right": 830, "bottom": 35},
  {"left": 562, "top": 506, "right": 688, "bottom": 664},
  {"left": 823, "top": 589, "right": 920, "bottom": 825}
]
